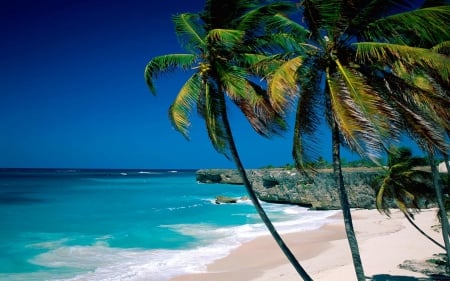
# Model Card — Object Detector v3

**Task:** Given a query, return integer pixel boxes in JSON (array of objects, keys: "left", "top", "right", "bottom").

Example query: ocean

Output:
[{"left": 0, "top": 169, "right": 338, "bottom": 281}]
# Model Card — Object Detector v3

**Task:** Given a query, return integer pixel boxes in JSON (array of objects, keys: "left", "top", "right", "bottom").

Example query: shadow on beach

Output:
[{"left": 370, "top": 274, "right": 450, "bottom": 281}]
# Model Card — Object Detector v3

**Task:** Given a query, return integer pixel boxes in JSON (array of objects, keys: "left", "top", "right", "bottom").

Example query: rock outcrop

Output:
[
  {"left": 196, "top": 168, "right": 436, "bottom": 210},
  {"left": 215, "top": 195, "right": 237, "bottom": 204}
]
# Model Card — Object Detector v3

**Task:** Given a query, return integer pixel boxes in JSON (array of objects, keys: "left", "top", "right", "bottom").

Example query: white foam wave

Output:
[
  {"left": 26, "top": 207, "right": 338, "bottom": 281},
  {"left": 30, "top": 242, "right": 235, "bottom": 281}
]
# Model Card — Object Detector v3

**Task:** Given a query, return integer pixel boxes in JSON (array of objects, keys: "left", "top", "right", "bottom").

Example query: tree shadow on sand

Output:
[{"left": 370, "top": 274, "right": 450, "bottom": 281}]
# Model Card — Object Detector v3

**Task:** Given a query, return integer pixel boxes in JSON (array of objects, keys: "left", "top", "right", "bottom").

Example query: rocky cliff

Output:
[{"left": 196, "top": 168, "right": 436, "bottom": 210}]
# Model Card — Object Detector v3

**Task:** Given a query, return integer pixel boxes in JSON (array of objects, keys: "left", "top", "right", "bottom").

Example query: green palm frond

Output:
[
  {"left": 431, "top": 40, "right": 450, "bottom": 55},
  {"left": 375, "top": 145, "right": 432, "bottom": 217},
  {"left": 203, "top": 82, "right": 229, "bottom": 157},
  {"left": 237, "top": 1, "right": 296, "bottom": 31},
  {"left": 262, "top": 32, "right": 317, "bottom": 54},
  {"left": 394, "top": 101, "right": 449, "bottom": 153},
  {"left": 301, "top": 0, "right": 343, "bottom": 36},
  {"left": 329, "top": 62, "right": 396, "bottom": 159},
  {"left": 327, "top": 70, "right": 368, "bottom": 156},
  {"left": 216, "top": 64, "right": 250, "bottom": 101},
  {"left": 355, "top": 42, "right": 450, "bottom": 82},
  {"left": 362, "top": 6, "right": 450, "bottom": 45},
  {"left": 399, "top": 75, "right": 450, "bottom": 132},
  {"left": 268, "top": 56, "right": 303, "bottom": 114},
  {"left": 207, "top": 29, "right": 245, "bottom": 47},
  {"left": 261, "top": 13, "right": 310, "bottom": 40},
  {"left": 347, "top": 0, "right": 392, "bottom": 36},
  {"left": 376, "top": 176, "right": 391, "bottom": 215},
  {"left": 293, "top": 64, "right": 323, "bottom": 172},
  {"left": 245, "top": 53, "right": 287, "bottom": 79},
  {"left": 173, "top": 13, "right": 206, "bottom": 51},
  {"left": 232, "top": 82, "right": 287, "bottom": 137},
  {"left": 238, "top": 53, "right": 271, "bottom": 68},
  {"left": 168, "top": 74, "right": 202, "bottom": 138},
  {"left": 335, "top": 59, "right": 398, "bottom": 142},
  {"left": 382, "top": 63, "right": 450, "bottom": 138},
  {"left": 144, "top": 54, "right": 197, "bottom": 94}
]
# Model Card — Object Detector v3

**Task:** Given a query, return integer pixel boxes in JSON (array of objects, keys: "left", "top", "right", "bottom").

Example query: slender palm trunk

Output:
[
  {"left": 403, "top": 213, "right": 445, "bottom": 250},
  {"left": 331, "top": 120, "right": 366, "bottom": 281},
  {"left": 429, "top": 152, "right": 450, "bottom": 272},
  {"left": 219, "top": 98, "right": 313, "bottom": 281}
]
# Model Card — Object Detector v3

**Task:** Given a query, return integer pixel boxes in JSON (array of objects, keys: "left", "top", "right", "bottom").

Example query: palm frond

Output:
[
  {"left": 335, "top": 60, "right": 399, "bottom": 142},
  {"left": 268, "top": 56, "right": 303, "bottom": 114},
  {"left": 207, "top": 29, "right": 245, "bottom": 47},
  {"left": 362, "top": 6, "right": 450, "bottom": 45},
  {"left": 259, "top": 12, "right": 310, "bottom": 40},
  {"left": 216, "top": 64, "right": 249, "bottom": 101},
  {"left": 376, "top": 176, "right": 392, "bottom": 215},
  {"left": 144, "top": 54, "right": 197, "bottom": 94},
  {"left": 300, "top": 0, "right": 344, "bottom": 38},
  {"left": 237, "top": 1, "right": 297, "bottom": 32},
  {"left": 173, "top": 13, "right": 206, "bottom": 52},
  {"left": 431, "top": 40, "right": 450, "bottom": 55},
  {"left": 238, "top": 53, "right": 271, "bottom": 69},
  {"left": 232, "top": 81, "right": 287, "bottom": 138},
  {"left": 394, "top": 100, "right": 449, "bottom": 153},
  {"left": 383, "top": 66, "right": 450, "bottom": 134},
  {"left": 327, "top": 65, "right": 384, "bottom": 159},
  {"left": 168, "top": 74, "right": 202, "bottom": 138},
  {"left": 293, "top": 72, "right": 324, "bottom": 172},
  {"left": 203, "top": 82, "right": 230, "bottom": 157},
  {"left": 355, "top": 42, "right": 450, "bottom": 82}
]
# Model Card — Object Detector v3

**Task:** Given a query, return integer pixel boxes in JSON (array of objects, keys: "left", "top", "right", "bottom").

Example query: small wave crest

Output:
[{"left": 29, "top": 241, "right": 234, "bottom": 281}]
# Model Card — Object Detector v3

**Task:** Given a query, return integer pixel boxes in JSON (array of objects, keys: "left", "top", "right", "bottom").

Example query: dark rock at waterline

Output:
[{"left": 215, "top": 195, "right": 237, "bottom": 204}]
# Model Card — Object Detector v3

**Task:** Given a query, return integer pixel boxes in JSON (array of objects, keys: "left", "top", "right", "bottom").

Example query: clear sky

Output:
[{"left": 0, "top": 0, "right": 421, "bottom": 169}]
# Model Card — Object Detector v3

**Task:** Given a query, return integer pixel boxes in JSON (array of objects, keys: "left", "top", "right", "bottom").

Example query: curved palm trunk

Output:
[
  {"left": 403, "top": 213, "right": 445, "bottom": 250},
  {"left": 331, "top": 120, "right": 366, "bottom": 281},
  {"left": 219, "top": 99, "right": 313, "bottom": 281},
  {"left": 428, "top": 152, "right": 450, "bottom": 272}
]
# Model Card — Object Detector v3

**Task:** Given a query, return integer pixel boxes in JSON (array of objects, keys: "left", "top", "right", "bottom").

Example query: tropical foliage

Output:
[
  {"left": 145, "top": 0, "right": 450, "bottom": 280},
  {"left": 374, "top": 147, "right": 446, "bottom": 249},
  {"left": 145, "top": 1, "right": 313, "bottom": 280},
  {"left": 249, "top": 2, "right": 450, "bottom": 279},
  {"left": 375, "top": 147, "right": 433, "bottom": 216}
]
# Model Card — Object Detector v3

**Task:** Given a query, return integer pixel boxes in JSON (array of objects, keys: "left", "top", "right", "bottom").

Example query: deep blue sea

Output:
[{"left": 0, "top": 169, "right": 338, "bottom": 281}]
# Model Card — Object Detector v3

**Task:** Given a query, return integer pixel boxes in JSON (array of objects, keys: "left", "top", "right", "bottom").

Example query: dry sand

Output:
[{"left": 170, "top": 208, "right": 446, "bottom": 281}]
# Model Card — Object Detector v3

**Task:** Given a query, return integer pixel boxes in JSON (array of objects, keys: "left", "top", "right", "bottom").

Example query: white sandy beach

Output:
[{"left": 170, "top": 208, "right": 446, "bottom": 281}]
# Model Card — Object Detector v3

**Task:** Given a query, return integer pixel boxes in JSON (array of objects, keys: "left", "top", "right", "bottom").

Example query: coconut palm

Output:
[
  {"left": 144, "top": 1, "right": 313, "bottom": 280},
  {"left": 252, "top": 1, "right": 450, "bottom": 280},
  {"left": 375, "top": 146, "right": 445, "bottom": 250},
  {"left": 429, "top": 150, "right": 450, "bottom": 271}
]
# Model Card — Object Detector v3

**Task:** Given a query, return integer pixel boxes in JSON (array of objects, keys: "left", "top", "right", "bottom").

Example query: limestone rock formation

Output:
[{"left": 196, "top": 168, "right": 436, "bottom": 210}]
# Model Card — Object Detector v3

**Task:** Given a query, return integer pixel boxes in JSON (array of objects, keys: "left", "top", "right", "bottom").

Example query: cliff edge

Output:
[{"left": 196, "top": 168, "right": 436, "bottom": 210}]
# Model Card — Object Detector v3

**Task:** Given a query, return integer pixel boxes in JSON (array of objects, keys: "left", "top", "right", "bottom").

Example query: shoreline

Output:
[{"left": 170, "top": 208, "right": 445, "bottom": 281}]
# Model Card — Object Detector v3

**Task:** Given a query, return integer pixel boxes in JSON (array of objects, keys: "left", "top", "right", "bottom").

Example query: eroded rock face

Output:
[{"left": 196, "top": 168, "right": 436, "bottom": 210}]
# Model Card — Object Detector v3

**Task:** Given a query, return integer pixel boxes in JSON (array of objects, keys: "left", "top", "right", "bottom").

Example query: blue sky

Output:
[{"left": 0, "top": 0, "right": 422, "bottom": 169}]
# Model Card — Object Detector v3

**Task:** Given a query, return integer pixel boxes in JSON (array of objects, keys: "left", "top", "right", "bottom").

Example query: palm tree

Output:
[
  {"left": 375, "top": 146, "right": 445, "bottom": 250},
  {"left": 144, "top": 1, "right": 313, "bottom": 280},
  {"left": 251, "top": 1, "right": 450, "bottom": 280},
  {"left": 430, "top": 151, "right": 450, "bottom": 271}
]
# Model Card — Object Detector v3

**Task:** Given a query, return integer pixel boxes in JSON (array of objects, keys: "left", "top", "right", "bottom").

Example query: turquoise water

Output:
[{"left": 0, "top": 169, "right": 338, "bottom": 281}]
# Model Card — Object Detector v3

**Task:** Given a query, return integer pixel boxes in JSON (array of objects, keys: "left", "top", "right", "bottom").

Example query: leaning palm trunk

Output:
[
  {"left": 403, "top": 213, "right": 445, "bottom": 250},
  {"left": 219, "top": 98, "right": 313, "bottom": 281},
  {"left": 331, "top": 120, "right": 366, "bottom": 281},
  {"left": 429, "top": 152, "right": 450, "bottom": 272}
]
